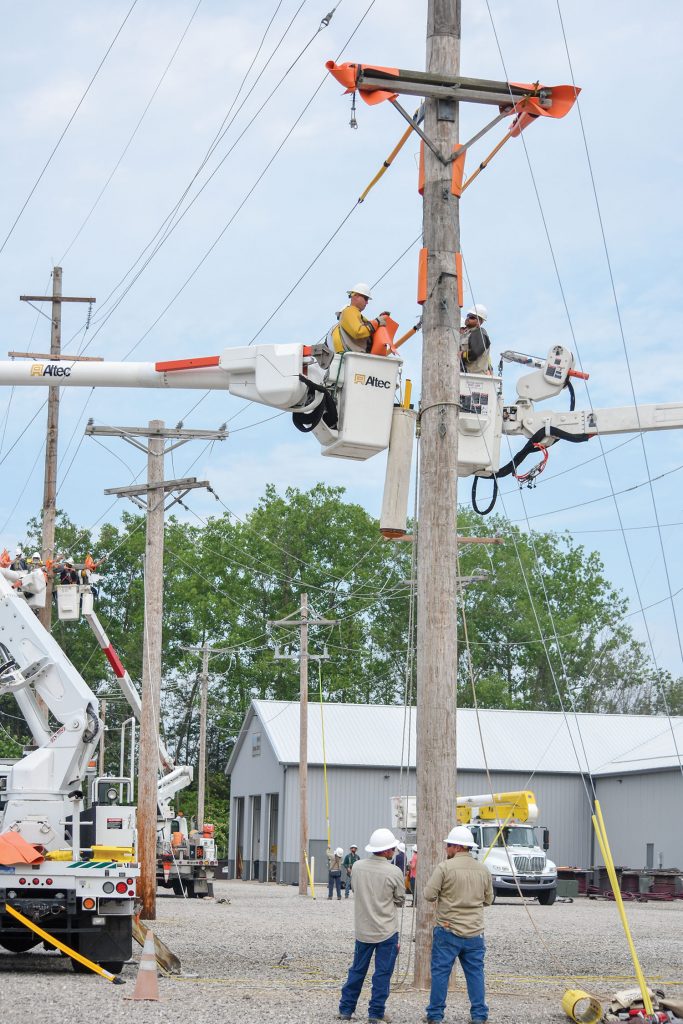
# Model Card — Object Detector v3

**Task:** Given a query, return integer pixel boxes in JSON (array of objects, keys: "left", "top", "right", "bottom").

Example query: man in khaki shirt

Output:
[
  {"left": 423, "top": 825, "right": 493, "bottom": 1024},
  {"left": 338, "top": 827, "right": 405, "bottom": 1023}
]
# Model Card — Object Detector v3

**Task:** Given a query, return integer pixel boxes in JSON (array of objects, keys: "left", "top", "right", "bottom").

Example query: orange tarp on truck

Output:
[{"left": 0, "top": 831, "right": 45, "bottom": 865}]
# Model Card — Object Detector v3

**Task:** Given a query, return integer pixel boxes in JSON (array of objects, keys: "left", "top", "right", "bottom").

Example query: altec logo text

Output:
[
  {"left": 30, "top": 363, "right": 72, "bottom": 378},
  {"left": 353, "top": 373, "right": 391, "bottom": 389}
]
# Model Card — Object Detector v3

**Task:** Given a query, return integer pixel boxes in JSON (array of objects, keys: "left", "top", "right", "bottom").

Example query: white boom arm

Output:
[
  {"left": 0, "top": 569, "right": 101, "bottom": 846},
  {"left": 0, "top": 344, "right": 403, "bottom": 462}
]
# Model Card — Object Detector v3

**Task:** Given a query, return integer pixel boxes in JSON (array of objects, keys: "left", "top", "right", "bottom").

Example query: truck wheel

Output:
[
  {"left": 0, "top": 933, "right": 41, "bottom": 953},
  {"left": 100, "top": 961, "right": 124, "bottom": 974},
  {"left": 538, "top": 887, "right": 557, "bottom": 906}
]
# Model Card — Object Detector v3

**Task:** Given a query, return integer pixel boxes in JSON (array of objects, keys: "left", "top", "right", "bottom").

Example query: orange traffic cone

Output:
[
  {"left": 126, "top": 930, "right": 161, "bottom": 1001},
  {"left": 163, "top": 861, "right": 171, "bottom": 884}
]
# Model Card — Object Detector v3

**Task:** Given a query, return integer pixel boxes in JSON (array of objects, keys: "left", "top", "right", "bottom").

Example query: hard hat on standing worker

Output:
[
  {"left": 348, "top": 282, "right": 373, "bottom": 300},
  {"left": 444, "top": 825, "right": 477, "bottom": 848},
  {"left": 335, "top": 847, "right": 344, "bottom": 857},
  {"left": 365, "top": 827, "right": 398, "bottom": 853},
  {"left": 466, "top": 304, "right": 488, "bottom": 322}
]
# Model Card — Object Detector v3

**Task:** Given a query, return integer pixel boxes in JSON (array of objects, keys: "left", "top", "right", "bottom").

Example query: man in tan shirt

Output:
[
  {"left": 338, "top": 827, "right": 405, "bottom": 1023},
  {"left": 423, "top": 825, "right": 493, "bottom": 1024}
]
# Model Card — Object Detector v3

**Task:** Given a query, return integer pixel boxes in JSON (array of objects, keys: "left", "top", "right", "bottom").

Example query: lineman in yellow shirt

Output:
[{"left": 326, "top": 283, "right": 389, "bottom": 359}]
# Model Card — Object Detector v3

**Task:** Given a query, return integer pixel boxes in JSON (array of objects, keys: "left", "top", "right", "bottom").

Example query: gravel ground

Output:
[{"left": 1, "top": 881, "right": 682, "bottom": 1024}]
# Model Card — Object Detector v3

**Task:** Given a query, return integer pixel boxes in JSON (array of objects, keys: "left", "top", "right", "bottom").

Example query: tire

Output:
[
  {"left": 0, "top": 933, "right": 41, "bottom": 953},
  {"left": 538, "top": 887, "right": 557, "bottom": 906},
  {"left": 100, "top": 961, "right": 124, "bottom": 974}
]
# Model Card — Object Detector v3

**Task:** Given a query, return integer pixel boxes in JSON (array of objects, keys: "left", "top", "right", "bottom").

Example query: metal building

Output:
[{"left": 225, "top": 700, "right": 683, "bottom": 884}]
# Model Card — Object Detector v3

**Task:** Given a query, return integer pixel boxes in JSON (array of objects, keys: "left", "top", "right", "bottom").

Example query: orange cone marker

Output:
[{"left": 126, "top": 930, "right": 161, "bottom": 1001}]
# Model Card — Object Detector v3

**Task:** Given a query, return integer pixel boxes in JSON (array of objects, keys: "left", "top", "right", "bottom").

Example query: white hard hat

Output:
[
  {"left": 32, "top": 552, "right": 41, "bottom": 561},
  {"left": 348, "top": 282, "right": 373, "bottom": 300},
  {"left": 444, "top": 825, "right": 477, "bottom": 848},
  {"left": 466, "top": 303, "right": 488, "bottom": 322},
  {"left": 412, "top": 847, "right": 417, "bottom": 853},
  {"left": 350, "top": 843, "right": 358, "bottom": 849},
  {"left": 365, "top": 827, "right": 398, "bottom": 853},
  {"left": 397, "top": 842, "right": 406, "bottom": 853},
  {"left": 335, "top": 847, "right": 344, "bottom": 857},
  {"left": 15, "top": 547, "right": 23, "bottom": 556}
]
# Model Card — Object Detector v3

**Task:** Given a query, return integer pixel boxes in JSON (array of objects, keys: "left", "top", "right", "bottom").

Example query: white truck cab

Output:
[{"left": 469, "top": 820, "right": 558, "bottom": 904}]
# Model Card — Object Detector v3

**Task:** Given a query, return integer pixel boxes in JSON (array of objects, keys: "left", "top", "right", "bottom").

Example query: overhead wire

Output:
[
  {"left": 0, "top": 0, "right": 140, "bottom": 257},
  {"left": 60, "top": 0, "right": 205, "bottom": 263},
  {"left": 481, "top": 0, "right": 683, "bottom": 781},
  {"left": 74, "top": 0, "right": 339, "bottom": 359}
]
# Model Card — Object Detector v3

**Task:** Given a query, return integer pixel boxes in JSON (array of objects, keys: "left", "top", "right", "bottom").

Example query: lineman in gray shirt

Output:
[{"left": 338, "top": 827, "right": 405, "bottom": 1023}]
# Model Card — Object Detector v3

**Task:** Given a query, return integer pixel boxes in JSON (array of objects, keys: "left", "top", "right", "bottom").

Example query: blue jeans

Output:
[
  {"left": 339, "top": 932, "right": 399, "bottom": 1019},
  {"left": 426, "top": 926, "right": 488, "bottom": 1023},
  {"left": 329, "top": 872, "right": 342, "bottom": 898}
]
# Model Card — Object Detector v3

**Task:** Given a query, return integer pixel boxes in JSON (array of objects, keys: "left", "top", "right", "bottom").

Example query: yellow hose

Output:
[
  {"left": 4, "top": 902, "right": 123, "bottom": 983},
  {"left": 592, "top": 801, "right": 653, "bottom": 1016}
]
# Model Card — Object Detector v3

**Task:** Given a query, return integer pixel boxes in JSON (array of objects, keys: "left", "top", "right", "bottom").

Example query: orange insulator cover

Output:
[
  {"left": 418, "top": 141, "right": 424, "bottom": 196},
  {"left": 325, "top": 60, "right": 399, "bottom": 105},
  {"left": 370, "top": 316, "right": 399, "bottom": 356},
  {"left": 451, "top": 145, "right": 466, "bottom": 197},
  {"left": 417, "top": 248, "right": 428, "bottom": 305},
  {"left": 506, "top": 83, "right": 580, "bottom": 137},
  {"left": 455, "top": 253, "right": 464, "bottom": 308}
]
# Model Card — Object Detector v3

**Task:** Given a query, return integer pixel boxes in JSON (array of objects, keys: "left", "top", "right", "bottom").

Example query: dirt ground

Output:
[{"left": 1, "top": 881, "right": 681, "bottom": 1024}]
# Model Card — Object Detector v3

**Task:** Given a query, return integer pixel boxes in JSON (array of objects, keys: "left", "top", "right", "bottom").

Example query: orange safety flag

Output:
[
  {"left": 370, "top": 317, "right": 400, "bottom": 356},
  {"left": 0, "top": 549, "right": 9, "bottom": 568},
  {"left": 325, "top": 60, "right": 399, "bottom": 105},
  {"left": 505, "top": 83, "right": 580, "bottom": 137},
  {"left": 0, "top": 832, "right": 45, "bottom": 866}
]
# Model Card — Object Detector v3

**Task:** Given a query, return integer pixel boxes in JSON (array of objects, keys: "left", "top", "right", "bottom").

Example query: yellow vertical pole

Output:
[{"left": 592, "top": 801, "right": 653, "bottom": 1015}]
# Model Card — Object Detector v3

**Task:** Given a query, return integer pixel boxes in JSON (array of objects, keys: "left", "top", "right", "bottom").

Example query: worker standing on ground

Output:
[
  {"left": 343, "top": 844, "right": 360, "bottom": 899},
  {"left": 326, "top": 283, "right": 390, "bottom": 360},
  {"left": 328, "top": 846, "right": 344, "bottom": 900},
  {"left": 459, "top": 304, "right": 492, "bottom": 374},
  {"left": 408, "top": 847, "right": 418, "bottom": 905},
  {"left": 338, "top": 827, "right": 405, "bottom": 1023},
  {"left": 423, "top": 825, "right": 493, "bottom": 1024}
]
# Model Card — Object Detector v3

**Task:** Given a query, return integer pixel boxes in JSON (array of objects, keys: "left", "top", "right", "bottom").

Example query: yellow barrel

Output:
[{"left": 562, "top": 989, "right": 602, "bottom": 1024}]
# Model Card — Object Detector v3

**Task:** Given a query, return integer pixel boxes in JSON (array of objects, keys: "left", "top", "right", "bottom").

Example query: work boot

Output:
[{"left": 368, "top": 1015, "right": 391, "bottom": 1023}]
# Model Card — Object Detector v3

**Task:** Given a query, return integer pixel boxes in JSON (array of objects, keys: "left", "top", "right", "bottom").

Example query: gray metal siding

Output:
[
  {"left": 229, "top": 715, "right": 283, "bottom": 879},
  {"left": 595, "top": 771, "right": 683, "bottom": 869}
]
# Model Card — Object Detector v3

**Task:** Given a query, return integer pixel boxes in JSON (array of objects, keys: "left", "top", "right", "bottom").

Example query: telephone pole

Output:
[
  {"left": 19, "top": 267, "right": 96, "bottom": 630},
  {"left": 415, "top": 0, "right": 462, "bottom": 987},
  {"left": 269, "top": 595, "right": 336, "bottom": 895},
  {"left": 88, "top": 419, "right": 228, "bottom": 920}
]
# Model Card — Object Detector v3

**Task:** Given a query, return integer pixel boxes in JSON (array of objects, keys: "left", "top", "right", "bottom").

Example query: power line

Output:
[
  {"left": 60, "top": 0, "right": 205, "bottom": 263},
  {"left": 0, "top": 0, "right": 139, "bottom": 256}
]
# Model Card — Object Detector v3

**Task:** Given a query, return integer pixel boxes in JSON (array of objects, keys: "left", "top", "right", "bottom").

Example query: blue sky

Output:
[{"left": 0, "top": 1, "right": 682, "bottom": 675}]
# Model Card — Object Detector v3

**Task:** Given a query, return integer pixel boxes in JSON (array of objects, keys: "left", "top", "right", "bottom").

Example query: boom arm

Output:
[{"left": 0, "top": 570, "right": 101, "bottom": 845}]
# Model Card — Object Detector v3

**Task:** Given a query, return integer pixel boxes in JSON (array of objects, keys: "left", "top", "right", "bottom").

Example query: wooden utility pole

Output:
[
  {"left": 414, "top": 0, "right": 462, "bottom": 987},
  {"left": 19, "top": 268, "right": 96, "bottom": 630},
  {"left": 197, "top": 646, "right": 209, "bottom": 831},
  {"left": 269, "top": 596, "right": 336, "bottom": 895},
  {"left": 88, "top": 419, "right": 228, "bottom": 919}
]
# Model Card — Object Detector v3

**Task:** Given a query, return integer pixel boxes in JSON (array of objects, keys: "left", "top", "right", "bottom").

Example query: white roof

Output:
[{"left": 227, "top": 700, "right": 683, "bottom": 778}]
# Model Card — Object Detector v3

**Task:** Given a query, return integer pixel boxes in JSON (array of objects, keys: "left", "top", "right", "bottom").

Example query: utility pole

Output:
[
  {"left": 415, "top": 0, "right": 462, "bottom": 987},
  {"left": 269, "top": 596, "right": 336, "bottom": 895},
  {"left": 197, "top": 646, "right": 209, "bottom": 832},
  {"left": 87, "top": 419, "right": 228, "bottom": 920},
  {"left": 19, "top": 268, "right": 96, "bottom": 631}
]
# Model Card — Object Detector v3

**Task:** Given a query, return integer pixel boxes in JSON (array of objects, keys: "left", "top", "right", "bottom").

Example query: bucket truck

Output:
[
  {"left": 392, "top": 789, "right": 557, "bottom": 904},
  {"left": 0, "top": 566, "right": 138, "bottom": 971},
  {"left": 56, "top": 579, "right": 217, "bottom": 898},
  {"left": 455, "top": 790, "right": 557, "bottom": 904}
]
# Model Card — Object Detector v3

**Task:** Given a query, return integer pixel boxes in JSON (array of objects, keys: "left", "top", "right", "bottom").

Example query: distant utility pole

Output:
[
  {"left": 269, "top": 594, "right": 336, "bottom": 895},
  {"left": 415, "top": 0, "right": 462, "bottom": 987},
  {"left": 19, "top": 267, "right": 96, "bottom": 631},
  {"left": 88, "top": 419, "right": 228, "bottom": 920},
  {"left": 181, "top": 644, "right": 214, "bottom": 831}
]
